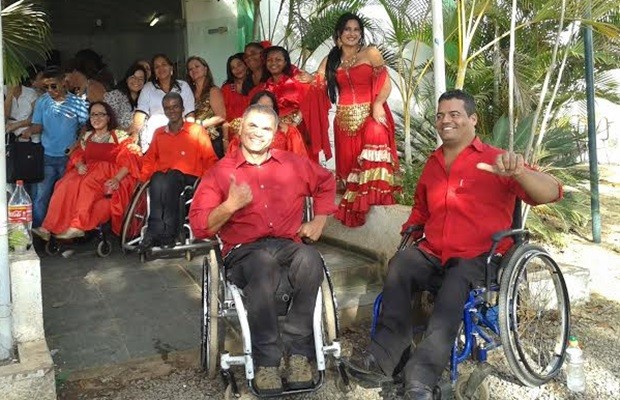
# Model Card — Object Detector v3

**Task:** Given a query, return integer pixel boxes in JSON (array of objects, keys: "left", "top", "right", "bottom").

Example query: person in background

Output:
[
  {"left": 344, "top": 90, "right": 563, "bottom": 400},
  {"left": 227, "top": 90, "right": 307, "bottom": 158},
  {"left": 221, "top": 53, "right": 257, "bottom": 140},
  {"left": 317, "top": 12, "right": 400, "bottom": 227},
  {"left": 138, "top": 92, "right": 217, "bottom": 250},
  {"left": 64, "top": 58, "right": 107, "bottom": 103},
  {"left": 136, "top": 59, "right": 152, "bottom": 82},
  {"left": 4, "top": 73, "right": 39, "bottom": 143},
  {"left": 73, "top": 48, "right": 116, "bottom": 91},
  {"left": 244, "top": 42, "right": 270, "bottom": 87},
  {"left": 104, "top": 62, "right": 147, "bottom": 131},
  {"left": 186, "top": 56, "right": 227, "bottom": 158},
  {"left": 189, "top": 104, "right": 336, "bottom": 395},
  {"left": 131, "top": 53, "right": 195, "bottom": 151},
  {"left": 31, "top": 102, "right": 141, "bottom": 241},
  {"left": 21, "top": 67, "right": 89, "bottom": 228}
]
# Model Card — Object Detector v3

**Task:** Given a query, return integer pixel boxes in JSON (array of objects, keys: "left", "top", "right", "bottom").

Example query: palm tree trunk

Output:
[{"left": 507, "top": 0, "right": 518, "bottom": 152}]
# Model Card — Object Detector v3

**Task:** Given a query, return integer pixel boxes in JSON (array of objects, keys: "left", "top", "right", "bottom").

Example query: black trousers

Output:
[
  {"left": 224, "top": 238, "right": 324, "bottom": 367},
  {"left": 369, "top": 246, "right": 490, "bottom": 387},
  {"left": 147, "top": 169, "right": 196, "bottom": 240}
]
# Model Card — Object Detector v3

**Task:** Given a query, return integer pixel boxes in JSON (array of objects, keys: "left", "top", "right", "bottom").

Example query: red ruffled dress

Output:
[
  {"left": 333, "top": 64, "right": 400, "bottom": 227},
  {"left": 222, "top": 83, "right": 251, "bottom": 142},
  {"left": 42, "top": 131, "right": 141, "bottom": 235}
]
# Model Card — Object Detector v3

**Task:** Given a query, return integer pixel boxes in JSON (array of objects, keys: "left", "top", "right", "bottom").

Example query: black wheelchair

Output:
[
  {"left": 370, "top": 203, "right": 571, "bottom": 399},
  {"left": 200, "top": 241, "right": 350, "bottom": 398},
  {"left": 120, "top": 179, "right": 211, "bottom": 262}
]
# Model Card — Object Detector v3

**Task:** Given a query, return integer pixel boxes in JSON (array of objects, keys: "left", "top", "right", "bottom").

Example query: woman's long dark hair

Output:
[
  {"left": 326, "top": 13, "right": 366, "bottom": 104},
  {"left": 244, "top": 42, "right": 270, "bottom": 83},
  {"left": 264, "top": 46, "right": 293, "bottom": 78},
  {"left": 249, "top": 90, "right": 280, "bottom": 115},
  {"left": 224, "top": 53, "right": 255, "bottom": 95},
  {"left": 86, "top": 101, "right": 119, "bottom": 131},
  {"left": 117, "top": 62, "right": 147, "bottom": 109},
  {"left": 186, "top": 56, "right": 215, "bottom": 102},
  {"left": 151, "top": 53, "right": 181, "bottom": 92}
]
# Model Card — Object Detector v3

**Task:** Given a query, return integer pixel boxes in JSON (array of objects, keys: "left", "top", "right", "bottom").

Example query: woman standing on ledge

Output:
[{"left": 318, "top": 12, "right": 400, "bottom": 227}]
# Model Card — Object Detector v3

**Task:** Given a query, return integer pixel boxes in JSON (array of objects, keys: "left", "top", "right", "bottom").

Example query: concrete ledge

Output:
[
  {"left": 560, "top": 264, "right": 591, "bottom": 306},
  {"left": 10, "top": 249, "right": 44, "bottom": 343},
  {"left": 0, "top": 339, "right": 56, "bottom": 400},
  {"left": 323, "top": 204, "right": 410, "bottom": 268}
]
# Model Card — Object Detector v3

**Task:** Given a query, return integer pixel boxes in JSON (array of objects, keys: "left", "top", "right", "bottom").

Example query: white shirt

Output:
[
  {"left": 136, "top": 80, "right": 195, "bottom": 151},
  {"left": 4, "top": 85, "right": 39, "bottom": 140}
]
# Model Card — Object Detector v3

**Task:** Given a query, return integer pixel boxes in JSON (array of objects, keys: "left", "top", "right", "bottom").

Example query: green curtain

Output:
[{"left": 237, "top": 0, "right": 255, "bottom": 50}]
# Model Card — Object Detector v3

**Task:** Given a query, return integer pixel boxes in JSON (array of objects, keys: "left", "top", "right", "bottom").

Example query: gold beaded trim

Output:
[{"left": 335, "top": 103, "right": 371, "bottom": 136}]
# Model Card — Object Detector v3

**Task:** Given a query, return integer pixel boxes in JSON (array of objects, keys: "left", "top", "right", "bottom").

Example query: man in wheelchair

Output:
[
  {"left": 189, "top": 104, "right": 337, "bottom": 395},
  {"left": 345, "top": 90, "right": 563, "bottom": 399},
  {"left": 138, "top": 92, "right": 218, "bottom": 250}
]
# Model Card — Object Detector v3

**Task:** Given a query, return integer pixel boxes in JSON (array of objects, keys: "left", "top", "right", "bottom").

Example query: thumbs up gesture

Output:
[
  {"left": 477, "top": 152, "right": 525, "bottom": 178},
  {"left": 227, "top": 174, "right": 253, "bottom": 212}
]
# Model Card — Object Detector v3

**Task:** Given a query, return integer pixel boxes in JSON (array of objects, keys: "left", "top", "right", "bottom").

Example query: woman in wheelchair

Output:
[
  {"left": 32, "top": 101, "right": 141, "bottom": 241},
  {"left": 138, "top": 92, "right": 218, "bottom": 250},
  {"left": 344, "top": 90, "right": 564, "bottom": 400},
  {"left": 189, "top": 104, "right": 337, "bottom": 395}
]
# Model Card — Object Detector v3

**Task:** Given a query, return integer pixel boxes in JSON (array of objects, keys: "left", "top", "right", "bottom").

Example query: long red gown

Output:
[
  {"left": 42, "top": 131, "right": 141, "bottom": 235},
  {"left": 332, "top": 63, "right": 400, "bottom": 227}
]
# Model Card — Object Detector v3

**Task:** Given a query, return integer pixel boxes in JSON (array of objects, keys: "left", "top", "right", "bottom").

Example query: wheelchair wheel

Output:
[
  {"left": 96, "top": 240, "right": 112, "bottom": 257},
  {"left": 321, "top": 267, "right": 339, "bottom": 344},
  {"left": 498, "top": 244, "right": 570, "bottom": 387},
  {"left": 45, "top": 239, "right": 60, "bottom": 256},
  {"left": 201, "top": 248, "right": 225, "bottom": 378},
  {"left": 120, "top": 181, "right": 149, "bottom": 253}
]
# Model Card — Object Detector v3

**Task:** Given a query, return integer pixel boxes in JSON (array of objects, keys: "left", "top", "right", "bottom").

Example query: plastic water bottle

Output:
[
  {"left": 7, "top": 180, "right": 32, "bottom": 253},
  {"left": 566, "top": 336, "right": 586, "bottom": 393}
]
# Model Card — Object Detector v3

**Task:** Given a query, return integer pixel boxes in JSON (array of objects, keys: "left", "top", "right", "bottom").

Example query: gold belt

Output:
[
  {"left": 280, "top": 111, "right": 302, "bottom": 126},
  {"left": 336, "top": 103, "right": 370, "bottom": 136}
]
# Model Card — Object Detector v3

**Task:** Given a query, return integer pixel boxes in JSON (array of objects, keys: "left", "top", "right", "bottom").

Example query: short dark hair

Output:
[
  {"left": 263, "top": 46, "right": 293, "bottom": 77},
  {"left": 41, "top": 67, "right": 64, "bottom": 81},
  {"left": 162, "top": 91, "right": 183, "bottom": 108},
  {"left": 438, "top": 90, "right": 477, "bottom": 116},
  {"left": 249, "top": 90, "right": 279, "bottom": 115},
  {"left": 242, "top": 104, "right": 279, "bottom": 127}
]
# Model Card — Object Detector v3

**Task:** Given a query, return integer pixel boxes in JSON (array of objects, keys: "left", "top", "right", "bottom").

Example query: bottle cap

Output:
[{"left": 568, "top": 335, "right": 579, "bottom": 346}]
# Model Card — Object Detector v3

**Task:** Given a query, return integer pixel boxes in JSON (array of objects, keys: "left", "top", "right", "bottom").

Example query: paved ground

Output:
[{"left": 38, "top": 239, "right": 375, "bottom": 375}]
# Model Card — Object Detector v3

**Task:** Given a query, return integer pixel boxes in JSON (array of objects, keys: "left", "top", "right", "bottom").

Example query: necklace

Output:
[
  {"left": 341, "top": 53, "right": 358, "bottom": 69},
  {"left": 91, "top": 130, "right": 111, "bottom": 143}
]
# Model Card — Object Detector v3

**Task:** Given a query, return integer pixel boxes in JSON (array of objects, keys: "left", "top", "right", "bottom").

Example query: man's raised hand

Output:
[
  {"left": 226, "top": 174, "right": 253, "bottom": 212},
  {"left": 477, "top": 152, "right": 525, "bottom": 178}
]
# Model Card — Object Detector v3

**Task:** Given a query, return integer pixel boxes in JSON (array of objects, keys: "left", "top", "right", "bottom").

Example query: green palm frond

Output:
[{"left": 2, "top": 0, "right": 51, "bottom": 85}]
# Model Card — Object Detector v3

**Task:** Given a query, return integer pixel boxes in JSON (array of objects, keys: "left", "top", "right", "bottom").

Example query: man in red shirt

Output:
[
  {"left": 139, "top": 92, "right": 217, "bottom": 250},
  {"left": 345, "top": 90, "right": 563, "bottom": 399},
  {"left": 189, "top": 104, "right": 337, "bottom": 395}
]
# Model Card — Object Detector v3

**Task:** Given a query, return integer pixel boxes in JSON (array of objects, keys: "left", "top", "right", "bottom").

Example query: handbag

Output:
[{"left": 6, "top": 139, "right": 45, "bottom": 183}]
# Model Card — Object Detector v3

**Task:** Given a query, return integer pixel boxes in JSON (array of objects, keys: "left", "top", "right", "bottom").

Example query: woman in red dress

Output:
[
  {"left": 221, "top": 53, "right": 256, "bottom": 141},
  {"left": 32, "top": 102, "right": 141, "bottom": 240},
  {"left": 261, "top": 46, "right": 332, "bottom": 162},
  {"left": 227, "top": 90, "right": 308, "bottom": 157},
  {"left": 318, "top": 12, "right": 400, "bottom": 227}
]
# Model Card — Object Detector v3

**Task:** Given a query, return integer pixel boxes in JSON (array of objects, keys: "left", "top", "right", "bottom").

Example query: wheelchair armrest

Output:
[
  {"left": 397, "top": 224, "right": 424, "bottom": 252},
  {"left": 490, "top": 228, "right": 528, "bottom": 244}
]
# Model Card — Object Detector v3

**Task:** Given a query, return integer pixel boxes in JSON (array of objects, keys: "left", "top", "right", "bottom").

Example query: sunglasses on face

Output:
[{"left": 44, "top": 84, "right": 59, "bottom": 90}]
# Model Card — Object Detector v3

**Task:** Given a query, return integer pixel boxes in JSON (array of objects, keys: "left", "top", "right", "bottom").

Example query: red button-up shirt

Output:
[
  {"left": 140, "top": 122, "right": 218, "bottom": 182},
  {"left": 189, "top": 149, "right": 337, "bottom": 255},
  {"left": 403, "top": 137, "right": 562, "bottom": 264}
]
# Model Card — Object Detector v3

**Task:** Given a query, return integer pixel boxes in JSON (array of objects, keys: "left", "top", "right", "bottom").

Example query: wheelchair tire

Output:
[
  {"left": 120, "top": 181, "right": 150, "bottom": 253},
  {"left": 45, "top": 239, "right": 60, "bottom": 256},
  {"left": 321, "top": 268, "right": 339, "bottom": 344},
  {"left": 96, "top": 240, "right": 112, "bottom": 258},
  {"left": 454, "top": 372, "right": 490, "bottom": 400},
  {"left": 498, "top": 243, "right": 570, "bottom": 387},
  {"left": 201, "top": 248, "right": 224, "bottom": 378}
]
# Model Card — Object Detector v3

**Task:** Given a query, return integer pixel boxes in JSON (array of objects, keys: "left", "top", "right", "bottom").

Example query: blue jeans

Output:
[{"left": 34, "top": 155, "right": 68, "bottom": 227}]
